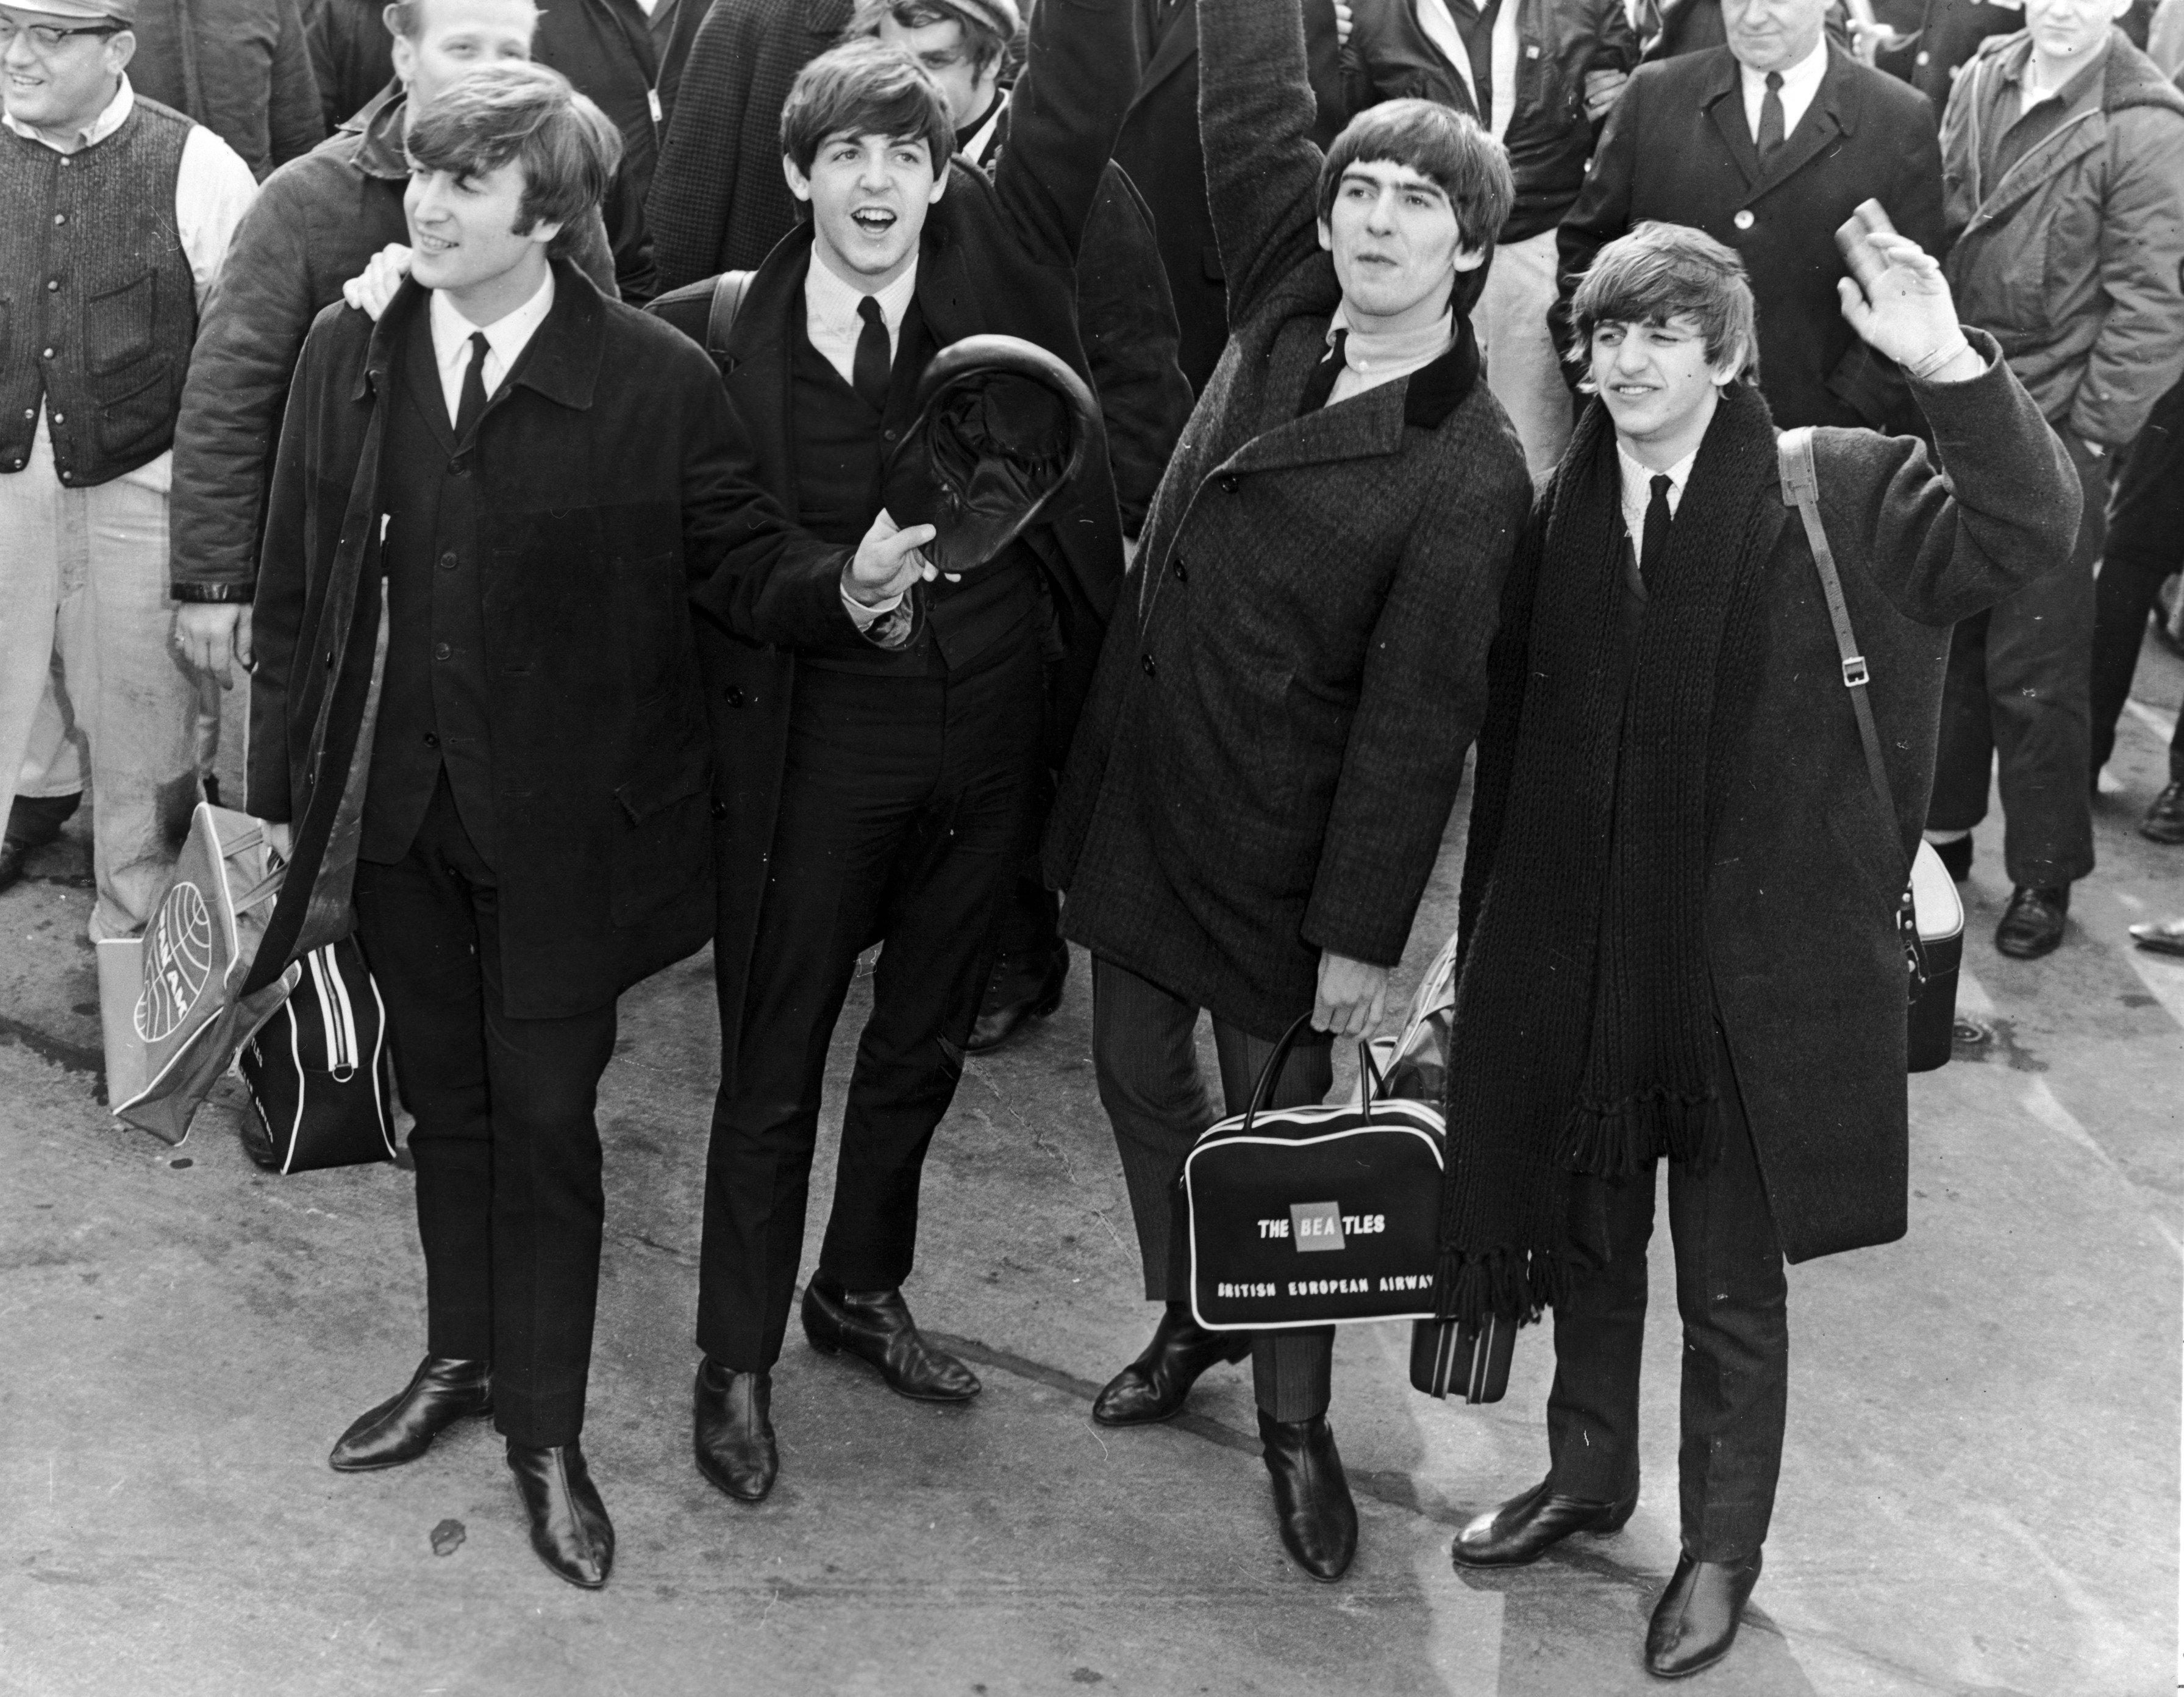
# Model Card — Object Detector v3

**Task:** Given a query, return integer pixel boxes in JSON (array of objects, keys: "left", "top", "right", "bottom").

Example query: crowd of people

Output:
[{"left": 2, "top": 0, "right": 2180, "bottom": 1677}]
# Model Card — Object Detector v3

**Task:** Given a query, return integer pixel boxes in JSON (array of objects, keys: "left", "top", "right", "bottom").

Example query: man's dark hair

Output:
[
  {"left": 780, "top": 38, "right": 957, "bottom": 176},
  {"left": 1315, "top": 100, "right": 1515, "bottom": 258},
  {"left": 1567, "top": 221, "right": 1760, "bottom": 386},
  {"left": 406, "top": 61, "right": 623, "bottom": 237},
  {"left": 845, "top": 0, "right": 1023, "bottom": 75}
]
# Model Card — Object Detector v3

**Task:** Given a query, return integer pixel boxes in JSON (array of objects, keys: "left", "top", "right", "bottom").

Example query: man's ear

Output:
[
  {"left": 526, "top": 218, "right": 565, "bottom": 249},
  {"left": 389, "top": 16, "right": 415, "bottom": 85},
  {"left": 1316, "top": 215, "right": 1333, "bottom": 253},
  {"left": 927, "top": 156, "right": 948, "bottom": 204},
  {"left": 1452, "top": 240, "right": 1488, "bottom": 274},
  {"left": 105, "top": 27, "right": 137, "bottom": 74},
  {"left": 782, "top": 153, "right": 813, "bottom": 204}
]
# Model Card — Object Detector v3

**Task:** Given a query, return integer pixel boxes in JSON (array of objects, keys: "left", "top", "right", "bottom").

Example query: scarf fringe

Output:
[
  {"left": 1557, "top": 1088, "right": 1721, "bottom": 1179},
  {"left": 1431, "top": 1246, "right": 1568, "bottom": 1328}
]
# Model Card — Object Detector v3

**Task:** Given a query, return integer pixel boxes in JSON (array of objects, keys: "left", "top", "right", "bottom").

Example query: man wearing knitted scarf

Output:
[{"left": 1437, "top": 221, "right": 2080, "bottom": 1677}]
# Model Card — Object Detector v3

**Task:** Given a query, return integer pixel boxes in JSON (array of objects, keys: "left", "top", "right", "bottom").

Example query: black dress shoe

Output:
[
  {"left": 1995, "top": 884, "right": 2069, "bottom": 959},
  {"left": 802, "top": 1280, "right": 981, "bottom": 1402},
  {"left": 1929, "top": 833, "right": 1973, "bottom": 882},
  {"left": 505, "top": 1440, "right": 613, "bottom": 1590},
  {"left": 0, "top": 791, "right": 81, "bottom": 894},
  {"left": 1645, "top": 1550, "right": 1762, "bottom": 1678},
  {"left": 1258, "top": 1410, "right": 1357, "bottom": 1581},
  {"left": 1091, "top": 1303, "right": 1252, "bottom": 1426},
  {"left": 965, "top": 944, "right": 1069, "bottom": 1054},
  {"left": 693, "top": 1357, "right": 777, "bottom": 1502},
  {"left": 1451, "top": 1474, "right": 1638, "bottom": 1568},
  {"left": 2141, "top": 781, "right": 2184, "bottom": 845},
  {"left": 327, "top": 1356, "right": 492, "bottom": 1471}
]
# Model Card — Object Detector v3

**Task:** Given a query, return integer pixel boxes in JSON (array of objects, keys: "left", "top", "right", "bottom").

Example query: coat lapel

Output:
[
  {"left": 1219, "top": 370, "right": 1412, "bottom": 478},
  {"left": 1961, "top": 108, "right": 2104, "bottom": 239},
  {"left": 1130, "top": 0, "right": 1197, "bottom": 110},
  {"left": 1699, "top": 51, "right": 1760, "bottom": 188},
  {"left": 1751, "top": 47, "right": 1856, "bottom": 198}
]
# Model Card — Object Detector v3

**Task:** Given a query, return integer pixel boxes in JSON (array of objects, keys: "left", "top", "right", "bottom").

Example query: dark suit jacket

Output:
[
  {"left": 1047, "top": 0, "right": 1533, "bottom": 1039},
  {"left": 669, "top": 0, "right": 1136, "bottom": 1093},
  {"left": 647, "top": 0, "right": 852, "bottom": 290},
  {"left": 1554, "top": 44, "right": 1947, "bottom": 432},
  {"left": 1112, "top": 0, "right": 1348, "bottom": 394},
  {"left": 247, "top": 262, "right": 731, "bottom": 1018}
]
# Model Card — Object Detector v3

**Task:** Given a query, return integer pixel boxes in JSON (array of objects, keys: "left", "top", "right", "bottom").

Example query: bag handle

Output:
[
  {"left": 1240, "top": 1013, "right": 1321, "bottom": 1132},
  {"left": 1778, "top": 427, "right": 1926, "bottom": 988}
]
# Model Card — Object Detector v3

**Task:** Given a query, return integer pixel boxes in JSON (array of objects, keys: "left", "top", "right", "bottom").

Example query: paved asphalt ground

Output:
[{"left": 1, "top": 637, "right": 2179, "bottom": 1697}]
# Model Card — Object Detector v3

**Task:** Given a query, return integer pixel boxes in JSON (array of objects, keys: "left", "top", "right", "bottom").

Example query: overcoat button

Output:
[
  {"left": 723, "top": 685, "right": 746, "bottom": 707},
  {"left": 1219, "top": 474, "right": 1240, "bottom": 494},
  {"left": 423, "top": 732, "right": 439, "bottom": 748},
  {"left": 434, "top": 641, "right": 451, "bottom": 661},
  {"left": 710, "top": 799, "right": 729, "bottom": 820},
  {"left": 1172, "top": 557, "right": 1188, "bottom": 581},
  {"left": 1732, "top": 209, "right": 1755, "bottom": 231},
  {"left": 438, "top": 550, "right": 458, "bottom": 571},
  {"left": 1141, "top": 653, "right": 1157, "bottom": 676}
]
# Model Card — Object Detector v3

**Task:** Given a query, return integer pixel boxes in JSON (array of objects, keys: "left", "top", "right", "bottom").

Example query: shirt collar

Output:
[
  {"left": 804, "top": 249, "right": 919, "bottom": 338},
  {"left": 958, "top": 85, "right": 1010, "bottom": 166},
  {"left": 2, "top": 74, "right": 133, "bottom": 152},
  {"left": 1739, "top": 37, "right": 1827, "bottom": 103},
  {"left": 1328, "top": 299, "right": 1457, "bottom": 376},
  {"left": 2006, "top": 35, "right": 2111, "bottom": 109},
  {"left": 429, "top": 266, "right": 557, "bottom": 377},
  {"left": 1617, "top": 439, "right": 1698, "bottom": 501}
]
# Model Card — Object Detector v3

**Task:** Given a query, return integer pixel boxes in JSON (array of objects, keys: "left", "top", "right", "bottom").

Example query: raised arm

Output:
[
  {"left": 647, "top": 1, "right": 762, "bottom": 292},
  {"left": 1549, "top": 61, "right": 1643, "bottom": 380},
  {"left": 990, "top": 0, "right": 1140, "bottom": 268},
  {"left": 1199, "top": 0, "right": 1334, "bottom": 328}
]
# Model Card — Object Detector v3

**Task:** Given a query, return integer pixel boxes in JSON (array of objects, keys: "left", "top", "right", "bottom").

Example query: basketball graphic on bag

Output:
[{"left": 135, "top": 881, "right": 214, "bottom": 1043}]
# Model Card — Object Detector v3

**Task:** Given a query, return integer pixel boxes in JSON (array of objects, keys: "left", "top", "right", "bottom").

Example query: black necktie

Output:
[
  {"left": 454, "top": 330, "right": 489, "bottom": 439},
  {"left": 1640, "top": 473, "right": 1673, "bottom": 582},
  {"left": 1756, "top": 70, "right": 1786, "bottom": 161},
  {"left": 1297, "top": 327, "right": 1349, "bottom": 416},
  {"left": 853, "top": 295, "right": 891, "bottom": 414}
]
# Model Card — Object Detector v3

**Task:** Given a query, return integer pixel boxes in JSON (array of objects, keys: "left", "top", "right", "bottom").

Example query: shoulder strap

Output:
[
  {"left": 1777, "top": 426, "right": 1903, "bottom": 854},
  {"left": 705, "top": 269, "right": 755, "bottom": 367}
]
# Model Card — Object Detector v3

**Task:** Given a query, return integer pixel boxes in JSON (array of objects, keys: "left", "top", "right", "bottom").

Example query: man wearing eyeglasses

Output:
[{"left": 0, "top": 0, "right": 255, "bottom": 938}]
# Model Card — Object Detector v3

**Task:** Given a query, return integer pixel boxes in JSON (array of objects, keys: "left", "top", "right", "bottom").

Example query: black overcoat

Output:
[
  {"left": 1459, "top": 345, "right": 2080, "bottom": 1263},
  {"left": 1044, "top": 0, "right": 1534, "bottom": 1040},
  {"left": 247, "top": 262, "right": 737, "bottom": 1018},
  {"left": 679, "top": 0, "right": 1137, "bottom": 1096},
  {"left": 1552, "top": 45, "right": 1947, "bottom": 433}
]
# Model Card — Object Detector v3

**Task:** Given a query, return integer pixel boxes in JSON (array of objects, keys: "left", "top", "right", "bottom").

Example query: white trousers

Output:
[
  {"left": 0, "top": 418, "right": 198, "bottom": 939},
  {"left": 1472, "top": 227, "right": 1575, "bottom": 478}
]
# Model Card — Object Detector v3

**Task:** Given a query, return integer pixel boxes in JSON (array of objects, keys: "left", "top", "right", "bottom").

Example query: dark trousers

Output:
[
  {"left": 351, "top": 777, "right": 619, "bottom": 1448},
  {"left": 696, "top": 641, "right": 1046, "bottom": 1371},
  {"left": 1089, "top": 956, "right": 1336, "bottom": 1423},
  {"left": 1928, "top": 440, "right": 2103, "bottom": 888},
  {"left": 1546, "top": 1026, "right": 1787, "bottom": 1564},
  {"left": 2090, "top": 378, "right": 2184, "bottom": 783}
]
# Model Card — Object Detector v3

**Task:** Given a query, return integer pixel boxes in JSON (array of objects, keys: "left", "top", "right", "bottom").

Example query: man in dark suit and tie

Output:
[
  {"left": 1554, "top": 0, "right": 1947, "bottom": 433},
  {"left": 655, "top": 2, "right": 1135, "bottom": 1509}
]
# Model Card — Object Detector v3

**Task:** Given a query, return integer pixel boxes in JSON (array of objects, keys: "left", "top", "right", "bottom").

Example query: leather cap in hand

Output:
[{"left": 881, "top": 335, "right": 1100, "bottom": 578}]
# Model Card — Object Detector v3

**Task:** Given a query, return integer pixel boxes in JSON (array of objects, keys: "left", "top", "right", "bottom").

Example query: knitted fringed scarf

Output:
[{"left": 1433, "top": 383, "right": 1783, "bottom": 1327}]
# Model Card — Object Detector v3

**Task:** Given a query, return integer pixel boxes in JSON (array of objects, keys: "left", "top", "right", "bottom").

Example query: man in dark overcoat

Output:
[
  {"left": 1436, "top": 223, "right": 2079, "bottom": 1676},
  {"left": 1552, "top": 0, "right": 1947, "bottom": 433},
  {"left": 661, "top": 1, "right": 1134, "bottom": 1510},
  {"left": 248, "top": 64, "right": 729, "bottom": 1590},
  {"left": 1043, "top": 0, "right": 1532, "bottom": 1584},
  {"left": 1110, "top": 0, "right": 1349, "bottom": 393}
]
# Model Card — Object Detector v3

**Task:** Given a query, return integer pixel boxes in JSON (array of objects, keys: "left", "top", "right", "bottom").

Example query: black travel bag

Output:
[{"left": 238, "top": 938, "right": 398, "bottom": 1174}]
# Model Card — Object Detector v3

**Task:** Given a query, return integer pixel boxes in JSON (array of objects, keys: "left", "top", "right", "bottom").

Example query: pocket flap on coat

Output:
[{"left": 613, "top": 731, "right": 712, "bottom": 824}]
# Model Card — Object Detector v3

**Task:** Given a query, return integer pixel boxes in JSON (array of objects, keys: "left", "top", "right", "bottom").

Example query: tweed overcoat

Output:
[
  {"left": 1456, "top": 345, "right": 2080, "bottom": 1264},
  {"left": 683, "top": 0, "right": 1136, "bottom": 1095},
  {"left": 1044, "top": 0, "right": 1533, "bottom": 1041},
  {"left": 1552, "top": 45, "right": 1947, "bottom": 433}
]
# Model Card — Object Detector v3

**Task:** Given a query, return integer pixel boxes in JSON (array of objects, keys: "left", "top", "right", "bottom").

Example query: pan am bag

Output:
[
  {"left": 238, "top": 938, "right": 397, "bottom": 1174},
  {"left": 1183, "top": 1016, "right": 1447, "bottom": 1331}
]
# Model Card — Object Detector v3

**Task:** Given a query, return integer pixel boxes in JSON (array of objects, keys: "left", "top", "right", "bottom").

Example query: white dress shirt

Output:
[
  {"left": 1415, "top": 0, "right": 1521, "bottom": 141},
  {"left": 1617, "top": 440, "right": 1697, "bottom": 557},
  {"left": 428, "top": 269, "right": 557, "bottom": 429},
  {"left": 1322, "top": 302, "right": 1457, "bottom": 409},
  {"left": 4, "top": 76, "right": 258, "bottom": 492},
  {"left": 801, "top": 253, "right": 923, "bottom": 635},
  {"left": 803, "top": 249, "right": 918, "bottom": 388},
  {"left": 1740, "top": 38, "right": 1829, "bottom": 148}
]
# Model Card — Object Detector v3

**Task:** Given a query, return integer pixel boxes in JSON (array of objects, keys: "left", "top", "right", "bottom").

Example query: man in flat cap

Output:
[{"left": 0, "top": 0, "right": 255, "bottom": 932}]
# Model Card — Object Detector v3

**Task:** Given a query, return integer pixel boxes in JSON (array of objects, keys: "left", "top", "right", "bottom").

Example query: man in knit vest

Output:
[{"left": 0, "top": 0, "right": 254, "bottom": 932}]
